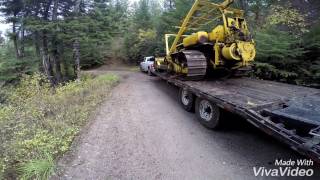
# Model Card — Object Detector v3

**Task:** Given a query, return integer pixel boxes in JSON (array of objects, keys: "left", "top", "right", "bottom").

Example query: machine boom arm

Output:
[{"left": 168, "top": 0, "right": 243, "bottom": 55}]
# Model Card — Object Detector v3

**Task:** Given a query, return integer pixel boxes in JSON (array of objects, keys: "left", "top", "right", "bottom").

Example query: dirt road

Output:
[{"left": 57, "top": 70, "right": 319, "bottom": 180}]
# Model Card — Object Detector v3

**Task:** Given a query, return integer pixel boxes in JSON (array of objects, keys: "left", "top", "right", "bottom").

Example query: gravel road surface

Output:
[{"left": 56, "top": 70, "right": 320, "bottom": 180}]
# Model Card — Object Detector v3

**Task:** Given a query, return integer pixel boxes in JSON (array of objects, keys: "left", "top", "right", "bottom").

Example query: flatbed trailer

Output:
[{"left": 155, "top": 72, "right": 320, "bottom": 163}]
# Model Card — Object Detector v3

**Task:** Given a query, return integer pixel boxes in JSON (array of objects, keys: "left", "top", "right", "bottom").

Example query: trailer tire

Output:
[
  {"left": 195, "top": 98, "right": 220, "bottom": 129},
  {"left": 179, "top": 88, "right": 194, "bottom": 112}
]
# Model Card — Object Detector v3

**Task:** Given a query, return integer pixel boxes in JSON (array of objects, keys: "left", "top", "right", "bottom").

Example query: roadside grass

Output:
[
  {"left": 18, "top": 154, "right": 55, "bottom": 180},
  {"left": 0, "top": 73, "right": 119, "bottom": 179}
]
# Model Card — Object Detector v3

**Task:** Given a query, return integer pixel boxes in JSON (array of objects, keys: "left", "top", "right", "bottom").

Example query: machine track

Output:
[{"left": 181, "top": 50, "right": 207, "bottom": 80}]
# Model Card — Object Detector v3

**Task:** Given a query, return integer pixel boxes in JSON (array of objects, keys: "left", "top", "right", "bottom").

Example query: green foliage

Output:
[
  {"left": 122, "top": 0, "right": 155, "bottom": 63},
  {"left": 299, "top": 24, "right": 320, "bottom": 87},
  {"left": 253, "top": 62, "right": 298, "bottom": 82},
  {"left": 0, "top": 0, "right": 129, "bottom": 84},
  {"left": 251, "top": 3, "right": 319, "bottom": 87},
  {"left": 18, "top": 154, "right": 55, "bottom": 180},
  {"left": 304, "top": 24, "right": 320, "bottom": 49},
  {"left": 0, "top": 73, "right": 119, "bottom": 179},
  {"left": 122, "top": 0, "right": 196, "bottom": 63},
  {"left": 0, "top": 45, "right": 38, "bottom": 83},
  {"left": 255, "top": 27, "right": 304, "bottom": 61},
  {"left": 124, "top": 28, "right": 159, "bottom": 62},
  {"left": 253, "top": 26, "right": 317, "bottom": 84},
  {"left": 134, "top": 0, "right": 152, "bottom": 29},
  {"left": 266, "top": 4, "right": 308, "bottom": 34},
  {"left": 56, "top": 13, "right": 115, "bottom": 69}
]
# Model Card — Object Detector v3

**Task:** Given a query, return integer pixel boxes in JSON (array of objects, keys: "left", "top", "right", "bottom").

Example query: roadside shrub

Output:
[
  {"left": 253, "top": 62, "right": 298, "bottom": 83},
  {"left": 18, "top": 154, "right": 55, "bottom": 180},
  {"left": 0, "top": 44, "right": 39, "bottom": 83},
  {"left": 0, "top": 73, "right": 119, "bottom": 179}
]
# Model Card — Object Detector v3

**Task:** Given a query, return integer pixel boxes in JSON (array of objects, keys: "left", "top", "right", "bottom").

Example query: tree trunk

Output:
[
  {"left": 52, "top": 43, "right": 62, "bottom": 83},
  {"left": 41, "top": 30, "right": 55, "bottom": 85},
  {"left": 239, "top": 0, "right": 248, "bottom": 15},
  {"left": 34, "top": 31, "right": 41, "bottom": 59},
  {"left": 255, "top": 7, "right": 261, "bottom": 26},
  {"left": 51, "top": 0, "right": 62, "bottom": 83},
  {"left": 34, "top": 31, "right": 43, "bottom": 72},
  {"left": 40, "top": 0, "right": 55, "bottom": 85},
  {"left": 20, "top": 22, "right": 25, "bottom": 58},
  {"left": 61, "top": 47, "right": 70, "bottom": 81},
  {"left": 63, "top": 63, "right": 70, "bottom": 81},
  {"left": 32, "top": 6, "right": 41, "bottom": 68},
  {"left": 73, "top": 0, "right": 81, "bottom": 80},
  {"left": 169, "top": 0, "right": 174, "bottom": 9},
  {"left": 52, "top": 0, "right": 58, "bottom": 20},
  {"left": 12, "top": 19, "right": 21, "bottom": 59},
  {"left": 73, "top": 40, "right": 80, "bottom": 80}
]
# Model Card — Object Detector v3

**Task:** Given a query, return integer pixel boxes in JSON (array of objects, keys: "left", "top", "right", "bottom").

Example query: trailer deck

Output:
[{"left": 155, "top": 72, "right": 320, "bottom": 162}]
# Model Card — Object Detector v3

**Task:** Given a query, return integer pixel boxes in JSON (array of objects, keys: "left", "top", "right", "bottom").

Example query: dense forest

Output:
[
  {"left": 0, "top": 0, "right": 319, "bottom": 87},
  {"left": 0, "top": 0, "right": 319, "bottom": 179}
]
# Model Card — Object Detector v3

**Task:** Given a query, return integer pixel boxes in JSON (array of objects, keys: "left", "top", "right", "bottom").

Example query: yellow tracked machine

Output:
[{"left": 157, "top": 0, "right": 256, "bottom": 79}]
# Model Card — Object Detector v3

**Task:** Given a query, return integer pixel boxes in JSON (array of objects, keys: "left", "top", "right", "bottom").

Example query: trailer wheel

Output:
[
  {"left": 195, "top": 98, "right": 220, "bottom": 129},
  {"left": 179, "top": 88, "right": 194, "bottom": 112}
]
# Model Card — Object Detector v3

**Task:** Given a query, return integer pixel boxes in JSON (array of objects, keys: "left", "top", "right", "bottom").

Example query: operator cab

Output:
[
  {"left": 144, "top": 56, "right": 155, "bottom": 62},
  {"left": 226, "top": 17, "right": 251, "bottom": 41}
]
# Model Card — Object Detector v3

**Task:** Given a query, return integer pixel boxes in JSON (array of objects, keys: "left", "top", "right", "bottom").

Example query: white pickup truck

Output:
[{"left": 140, "top": 56, "right": 155, "bottom": 75}]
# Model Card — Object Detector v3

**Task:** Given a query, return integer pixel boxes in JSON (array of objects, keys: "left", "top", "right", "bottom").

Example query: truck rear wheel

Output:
[
  {"left": 195, "top": 98, "right": 220, "bottom": 129},
  {"left": 179, "top": 88, "right": 194, "bottom": 112}
]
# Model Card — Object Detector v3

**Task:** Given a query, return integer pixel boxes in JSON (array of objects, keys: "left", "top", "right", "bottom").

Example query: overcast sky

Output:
[{"left": 0, "top": 16, "right": 10, "bottom": 35}]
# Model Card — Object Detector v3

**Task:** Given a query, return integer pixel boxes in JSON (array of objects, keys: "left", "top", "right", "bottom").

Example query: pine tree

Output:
[{"left": 0, "top": 0, "right": 24, "bottom": 58}]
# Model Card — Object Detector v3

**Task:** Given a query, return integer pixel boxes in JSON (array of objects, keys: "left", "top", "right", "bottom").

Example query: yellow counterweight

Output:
[
  {"left": 183, "top": 31, "right": 208, "bottom": 47},
  {"left": 208, "top": 25, "right": 225, "bottom": 42}
]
